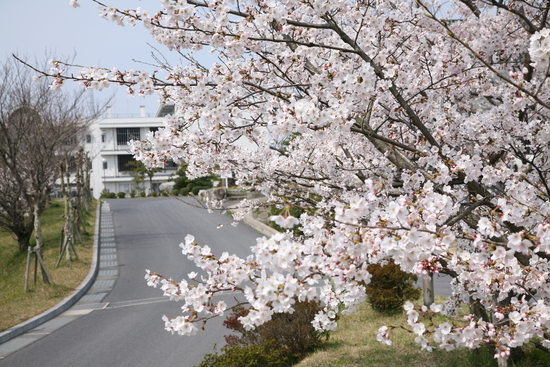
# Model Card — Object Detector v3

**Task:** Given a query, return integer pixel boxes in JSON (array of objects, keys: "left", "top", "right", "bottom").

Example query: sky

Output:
[
  {"left": 0, "top": 1, "right": 457, "bottom": 119},
  {"left": 0, "top": 0, "right": 207, "bottom": 118}
]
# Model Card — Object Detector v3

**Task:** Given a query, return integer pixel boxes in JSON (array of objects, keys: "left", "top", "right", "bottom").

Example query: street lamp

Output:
[{"left": 102, "top": 158, "right": 107, "bottom": 194}]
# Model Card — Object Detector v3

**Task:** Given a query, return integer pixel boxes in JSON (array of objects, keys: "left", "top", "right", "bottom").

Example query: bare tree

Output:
[
  {"left": 0, "top": 56, "right": 97, "bottom": 256},
  {"left": 0, "top": 162, "right": 33, "bottom": 252}
]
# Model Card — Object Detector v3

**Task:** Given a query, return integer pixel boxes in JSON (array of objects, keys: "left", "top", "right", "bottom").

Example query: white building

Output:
[{"left": 86, "top": 105, "right": 177, "bottom": 199}]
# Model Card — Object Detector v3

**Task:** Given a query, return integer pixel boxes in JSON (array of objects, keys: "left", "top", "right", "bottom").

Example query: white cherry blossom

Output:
[{"left": 46, "top": 0, "right": 550, "bottom": 360}]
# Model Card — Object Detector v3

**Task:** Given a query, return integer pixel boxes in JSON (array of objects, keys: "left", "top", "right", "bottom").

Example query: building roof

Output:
[{"left": 156, "top": 104, "right": 175, "bottom": 117}]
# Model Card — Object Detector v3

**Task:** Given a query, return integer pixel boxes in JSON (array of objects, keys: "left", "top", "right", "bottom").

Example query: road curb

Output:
[
  {"left": 242, "top": 212, "right": 280, "bottom": 237},
  {"left": 0, "top": 202, "right": 102, "bottom": 345},
  {"left": 228, "top": 198, "right": 279, "bottom": 238}
]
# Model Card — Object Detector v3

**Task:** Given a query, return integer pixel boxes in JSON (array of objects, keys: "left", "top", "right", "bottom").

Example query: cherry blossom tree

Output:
[{"left": 40, "top": 0, "right": 550, "bottom": 362}]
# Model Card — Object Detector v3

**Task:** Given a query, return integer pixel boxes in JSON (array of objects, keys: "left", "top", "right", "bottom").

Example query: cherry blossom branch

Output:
[
  {"left": 419, "top": 1, "right": 550, "bottom": 112},
  {"left": 350, "top": 123, "right": 424, "bottom": 155},
  {"left": 445, "top": 197, "right": 493, "bottom": 227},
  {"left": 487, "top": 0, "right": 538, "bottom": 33},
  {"left": 322, "top": 15, "right": 441, "bottom": 148}
]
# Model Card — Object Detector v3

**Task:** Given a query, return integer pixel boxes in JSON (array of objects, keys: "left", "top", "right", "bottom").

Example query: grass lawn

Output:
[
  {"left": 0, "top": 199, "right": 97, "bottom": 333},
  {"left": 295, "top": 296, "right": 550, "bottom": 367}
]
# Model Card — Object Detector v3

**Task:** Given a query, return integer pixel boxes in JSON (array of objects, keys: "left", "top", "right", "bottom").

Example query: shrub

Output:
[
  {"left": 198, "top": 300, "right": 327, "bottom": 367},
  {"left": 197, "top": 341, "right": 289, "bottom": 367},
  {"left": 117, "top": 192, "right": 126, "bottom": 199},
  {"left": 179, "top": 188, "right": 190, "bottom": 196},
  {"left": 198, "top": 299, "right": 326, "bottom": 367},
  {"left": 151, "top": 191, "right": 158, "bottom": 197},
  {"left": 171, "top": 189, "right": 179, "bottom": 196},
  {"left": 161, "top": 190, "right": 169, "bottom": 196},
  {"left": 139, "top": 191, "right": 146, "bottom": 197},
  {"left": 172, "top": 163, "right": 217, "bottom": 191},
  {"left": 100, "top": 190, "right": 114, "bottom": 199},
  {"left": 365, "top": 260, "right": 421, "bottom": 312},
  {"left": 130, "top": 189, "right": 136, "bottom": 198},
  {"left": 191, "top": 185, "right": 209, "bottom": 195},
  {"left": 224, "top": 300, "right": 327, "bottom": 359}
]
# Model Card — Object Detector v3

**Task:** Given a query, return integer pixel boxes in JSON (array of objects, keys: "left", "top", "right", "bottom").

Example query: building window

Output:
[
  {"left": 62, "top": 137, "right": 75, "bottom": 146},
  {"left": 118, "top": 155, "right": 137, "bottom": 172},
  {"left": 119, "top": 183, "right": 131, "bottom": 193},
  {"left": 116, "top": 128, "right": 140, "bottom": 145},
  {"left": 86, "top": 134, "right": 92, "bottom": 143},
  {"left": 101, "top": 133, "right": 106, "bottom": 143},
  {"left": 68, "top": 157, "right": 77, "bottom": 172},
  {"left": 164, "top": 159, "right": 177, "bottom": 170},
  {"left": 103, "top": 160, "right": 108, "bottom": 170}
]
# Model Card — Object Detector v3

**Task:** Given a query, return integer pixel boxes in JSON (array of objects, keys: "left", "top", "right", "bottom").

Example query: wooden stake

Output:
[
  {"left": 24, "top": 247, "right": 31, "bottom": 292},
  {"left": 423, "top": 275, "right": 434, "bottom": 307},
  {"left": 35, "top": 249, "right": 53, "bottom": 284},
  {"left": 33, "top": 251, "right": 37, "bottom": 284},
  {"left": 33, "top": 204, "right": 54, "bottom": 285}
]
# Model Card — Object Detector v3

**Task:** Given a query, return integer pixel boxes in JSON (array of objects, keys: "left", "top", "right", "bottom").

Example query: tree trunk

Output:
[
  {"left": 33, "top": 204, "right": 53, "bottom": 284},
  {"left": 17, "top": 229, "right": 34, "bottom": 253}
]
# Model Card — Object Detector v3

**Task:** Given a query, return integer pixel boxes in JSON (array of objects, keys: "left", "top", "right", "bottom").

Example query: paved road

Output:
[{"left": 0, "top": 198, "right": 263, "bottom": 367}]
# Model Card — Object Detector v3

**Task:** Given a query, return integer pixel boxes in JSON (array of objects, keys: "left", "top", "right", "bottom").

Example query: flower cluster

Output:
[
  {"left": 61, "top": 0, "right": 550, "bottom": 360},
  {"left": 530, "top": 29, "right": 550, "bottom": 73}
]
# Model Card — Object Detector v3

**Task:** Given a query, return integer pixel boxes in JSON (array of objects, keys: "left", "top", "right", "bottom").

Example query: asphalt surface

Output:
[
  {"left": 0, "top": 197, "right": 263, "bottom": 367},
  {"left": 0, "top": 197, "right": 453, "bottom": 367}
]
